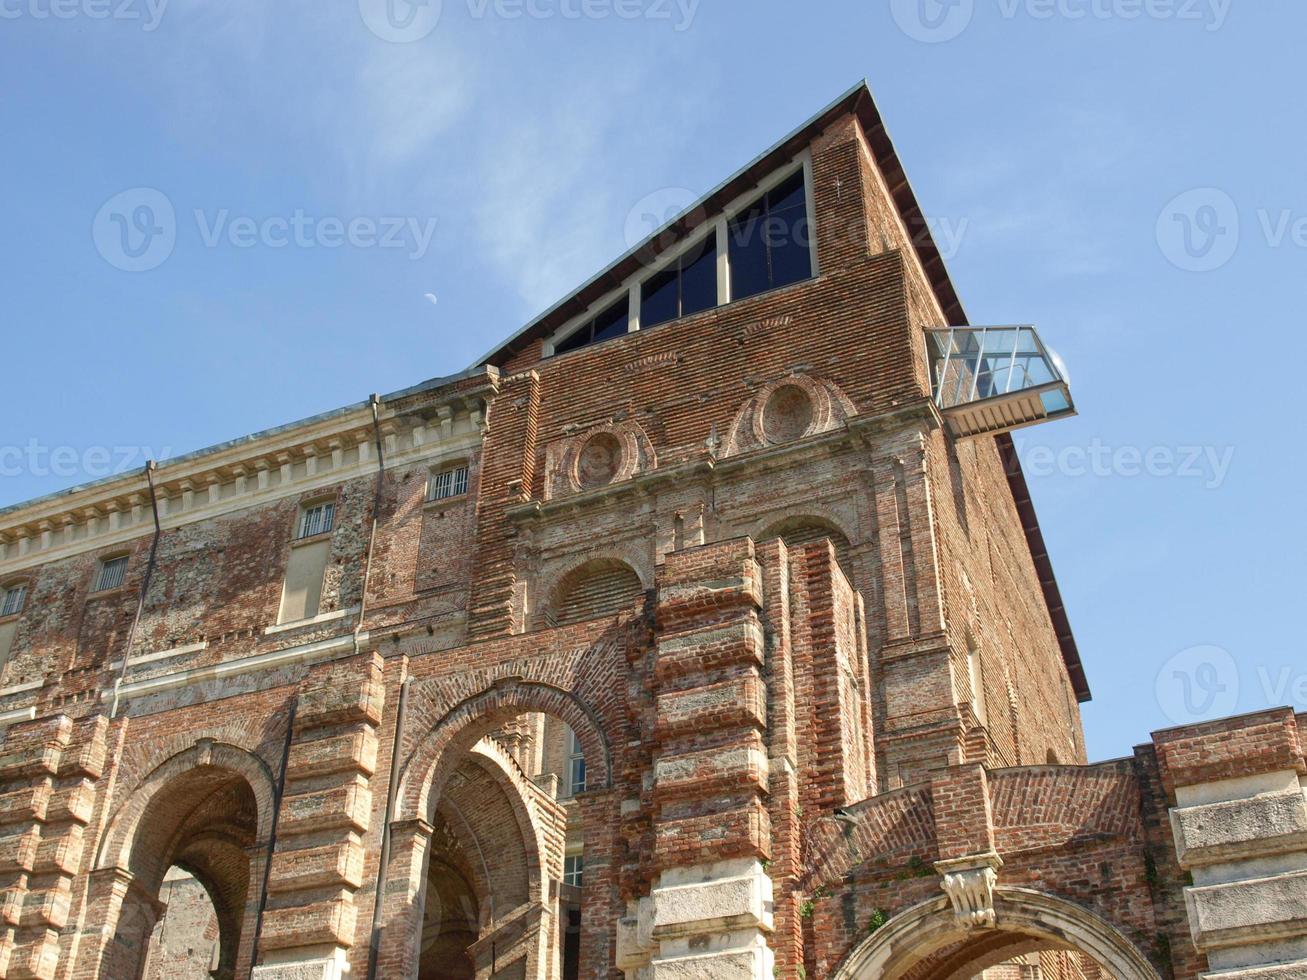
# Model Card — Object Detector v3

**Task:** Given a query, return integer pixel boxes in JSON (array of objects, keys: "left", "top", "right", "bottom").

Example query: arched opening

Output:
[
  {"left": 87, "top": 745, "right": 272, "bottom": 980},
  {"left": 386, "top": 683, "right": 612, "bottom": 980},
  {"left": 141, "top": 867, "right": 222, "bottom": 979},
  {"left": 411, "top": 722, "right": 590, "bottom": 980},
  {"left": 547, "top": 558, "right": 645, "bottom": 627},
  {"left": 832, "top": 889, "right": 1159, "bottom": 980}
]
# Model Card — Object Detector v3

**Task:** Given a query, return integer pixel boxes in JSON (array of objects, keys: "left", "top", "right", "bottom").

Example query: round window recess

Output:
[
  {"left": 576, "top": 432, "right": 624, "bottom": 490},
  {"left": 762, "top": 384, "right": 815, "bottom": 444}
]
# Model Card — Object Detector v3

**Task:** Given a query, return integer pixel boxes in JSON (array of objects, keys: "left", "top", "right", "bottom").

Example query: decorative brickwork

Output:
[{"left": 0, "top": 81, "right": 1300, "bottom": 980}]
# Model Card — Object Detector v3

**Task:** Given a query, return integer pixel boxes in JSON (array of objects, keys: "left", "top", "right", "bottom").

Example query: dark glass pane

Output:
[
  {"left": 680, "top": 237, "right": 717, "bottom": 316},
  {"left": 729, "top": 206, "right": 770, "bottom": 301},
  {"left": 769, "top": 170, "right": 807, "bottom": 215},
  {"left": 554, "top": 325, "right": 590, "bottom": 354},
  {"left": 769, "top": 218, "right": 812, "bottom": 289},
  {"left": 591, "top": 297, "right": 629, "bottom": 343},
  {"left": 641, "top": 267, "right": 678, "bottom": 329}
]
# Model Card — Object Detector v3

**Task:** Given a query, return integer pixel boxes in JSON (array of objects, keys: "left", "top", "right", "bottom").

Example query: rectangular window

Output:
[
  {"left": 279, "top": 537, "right": 331, "bottom": 624},
  {"left": 428, "top": 465, "right": 469, "bottom": 502},
  {"left": 95, "top": 556, "right": 128, "bottom": 592},
  {"left": 298, "top": 501, "right": 335, "bottom": 539},
  {"left": 728, "top": 169, "right": 812, "bottom": 302},
  {"left": 553, "top": 296, "right": 630, "bottom": 355},
  {"left": 640, "top": 236, "right": 717, "bottom": 329},
  {"left": 566, "top": 730, "right": 586, "bottom": 796},
  {"left": 563, "top": 854, "right": 584, "bottom": 888},
  {"left": 0, "top": 621, "right": 15, "bottom": 669},
  {"left": 1, "top": 584, "right": 26, "bottom": 617}
]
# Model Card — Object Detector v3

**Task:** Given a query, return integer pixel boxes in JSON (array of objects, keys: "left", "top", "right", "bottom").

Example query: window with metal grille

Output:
[
  {"left": 563, "top": 854, "right": 584, "bottom": 888},
  {"left": 1, "top": 584, "right": 26, "bottom": 617},
  {"left": 427, "top": 465, "right": 469, "bottom": 502},
  {"left": 95, "top": 556, "right": 128, "bottom": 592},
  {"left": 298, "top": 501, "right": 335, "bottom": 539}
]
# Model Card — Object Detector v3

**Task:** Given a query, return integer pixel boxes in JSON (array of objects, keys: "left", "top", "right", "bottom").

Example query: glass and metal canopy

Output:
[{"left": 927, "top": 325, "right": 1076, "bottom": 438}]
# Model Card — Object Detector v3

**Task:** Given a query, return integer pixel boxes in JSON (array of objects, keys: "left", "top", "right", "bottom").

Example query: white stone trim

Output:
[
  {"left": 108, "top": 639, "right": 210, "bottom": 671},
  {"left": 108, "top": 631, "right": 364, "bottom": 704},
  {"left": 0, "top": 678, "right": 44, "bottom": 697},
  {"left": 264, "top": 606, "right": 359, "bottom": 635},
  {"left": 0, "top": 705, "right": 37, "bottom": 729}
]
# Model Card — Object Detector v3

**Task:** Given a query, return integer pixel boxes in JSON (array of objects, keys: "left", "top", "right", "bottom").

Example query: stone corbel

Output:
[{"left": 935, "top": 851, "right": 1003, "bottom": 928}]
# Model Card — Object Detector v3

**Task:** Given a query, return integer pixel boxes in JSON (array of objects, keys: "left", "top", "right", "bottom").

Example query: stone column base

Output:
[
  {"left": 618, "top": 859, "right": 775, "bottom": 980},
  {"left": 251, "top": 947, "right": 350, "bottom": 980}
]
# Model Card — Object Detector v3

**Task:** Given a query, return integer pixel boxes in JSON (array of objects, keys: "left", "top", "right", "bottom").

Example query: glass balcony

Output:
[{"left": 927, "top": 325, "right": 1076, "bottom": 438}]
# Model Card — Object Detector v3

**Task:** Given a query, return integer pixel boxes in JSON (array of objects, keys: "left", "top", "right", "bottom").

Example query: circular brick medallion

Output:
[
  {"left": 761, "top": 383, "right": 815, "bottom": 444},
  {"left": 576, "top": 432, "right": 624, "bottom": 490}
]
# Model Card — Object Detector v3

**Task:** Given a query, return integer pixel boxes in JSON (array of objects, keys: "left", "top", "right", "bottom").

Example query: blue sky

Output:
[{"left": 1, "top": 0, "right": 1301, "bottom": 761}]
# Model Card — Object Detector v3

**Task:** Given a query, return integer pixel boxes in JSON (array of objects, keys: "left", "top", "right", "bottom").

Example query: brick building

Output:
[{"left": 0, "top": 81, "right": 1303, "bottom": 980}]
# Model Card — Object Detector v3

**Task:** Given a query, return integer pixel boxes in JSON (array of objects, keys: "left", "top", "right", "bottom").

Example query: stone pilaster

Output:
[
  {"left": 1157, "top": 709, "right": 1307, "bottom": 980},
  {"left": 0, "top": 714, "right": 106, "bottom": 980},
  {"left": 254, "top": 654, "right": 383, "bottom": 980},
  {"left": 629, "top": 539, "right": 774, "bottom": 979}
]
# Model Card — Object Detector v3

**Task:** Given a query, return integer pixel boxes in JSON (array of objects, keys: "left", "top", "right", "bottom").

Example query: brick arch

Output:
[
  {"left": 396, "top": 676, "right": 612, "bottom": 826},
  {"left": 82, "top": 740, "right": 275, "bottom": 980},
  {"left": 830, "top": 887, "right": 1160, "bottom": 980},
  {"left": 756, "top": 511, "right": 854, "bottom": 554},
  {"left": 545, "top": 556, "right": 647, "bottom": 628},
  {"left": 94, "top": 740, "right": 276, "bottom": 876}
]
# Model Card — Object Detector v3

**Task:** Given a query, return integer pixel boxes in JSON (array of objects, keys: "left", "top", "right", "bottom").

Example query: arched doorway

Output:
[
  {"left": 380, "top": 680, "right": 613, "bottom": 980},
  {"left": 831, "top": 889, "right": 1160, "bottom": 980},
  {"left": 82, "top": 743, "right": 273, "bottom": 980}
]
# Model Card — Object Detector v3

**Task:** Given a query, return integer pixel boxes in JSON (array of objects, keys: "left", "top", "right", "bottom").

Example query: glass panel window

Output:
[
  {"left": 563, "top": 854, "right": 584, "bottom": 888},
  {"left": 1, "top": 584, "right": 27, "bottom": 617},
  {"left": 640, "top": 236, "right": 717, "bottom": 329},
  {"left": 566, "top": 730, "right": 586, "bottom": 796},
  {"left": 729, "top": 169, "right": 812, "bottom": 302},
  {"left": 428, "top": 465, "right": 469, "bottom": 502},
  {"left": 95, "top": 556, "right": 128, "bottom": 592},
  {"left": 298, "top": 501, "right": 335, "bottom": 539},
  {"left": 552, "top": 296, "right": 630, "bottom": 355}
]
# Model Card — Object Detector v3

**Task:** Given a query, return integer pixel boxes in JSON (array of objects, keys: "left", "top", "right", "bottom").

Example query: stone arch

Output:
[
  {"left": 545, "top": 556, "right": 647, "bottom": 628},
  {"left": 831, "top": 887, "right": 1161, "bottom": 980},
  {"left": 80, "top": 741, "right": 275, "bottom": 980},
  {"left": 383, "top": 678, "right": 614, "bottom": 980},
  {"left": 397, "top": 678, "right": 611, "bottom": 825}
]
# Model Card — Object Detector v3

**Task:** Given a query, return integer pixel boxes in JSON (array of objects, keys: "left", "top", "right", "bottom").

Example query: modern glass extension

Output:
[{"left": 927, "top": 325, "right": 1076, "bottom": 438}]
